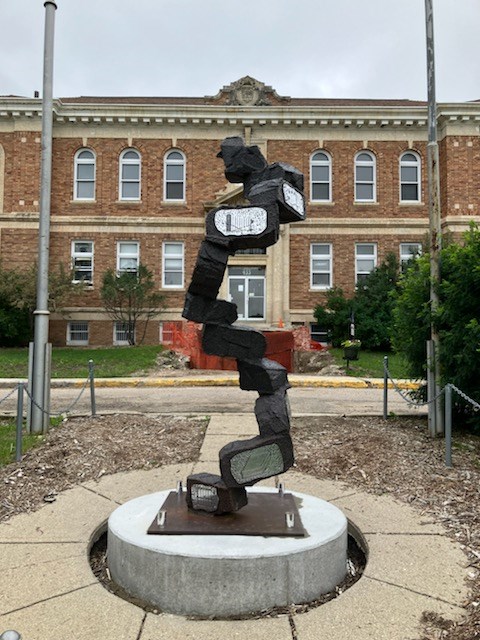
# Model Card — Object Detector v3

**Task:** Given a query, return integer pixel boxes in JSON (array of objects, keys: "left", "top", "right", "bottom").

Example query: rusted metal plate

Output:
[{"left": 147, "top": 491, "right": 305, "bottom": 537}]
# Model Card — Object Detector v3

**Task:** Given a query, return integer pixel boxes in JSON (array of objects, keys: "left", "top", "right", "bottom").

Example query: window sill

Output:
[
  {"left": 309, "top": 201, "right": 335, "bottom": 206},
  {"left": 353, "top": 201, "right": 379, "bottom": 206},
  {"left": 67, "top": 342, "right": 89, "bottom": 347},
  {"left": 161, "top": 286, "right": 185, "bottom": 291},
  {"left": 70, "top": 200, "right": 97, "bottom": 205},
  {"left": 310, "top": 287, "right": 332, "bottom": 292},
  {"left": 398, "top": 201, "right": 424, "bottom": 206},
  {"left": 116, "top": 200, "right": 142, "bottom": 205},
  {"left": 161, "top": 200, "right": 187, "bottom": 207}
]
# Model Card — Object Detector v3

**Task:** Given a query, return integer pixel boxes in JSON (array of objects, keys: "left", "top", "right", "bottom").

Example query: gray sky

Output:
[{"left": 1, "top": 0, "right": 479, "bottom": 102}]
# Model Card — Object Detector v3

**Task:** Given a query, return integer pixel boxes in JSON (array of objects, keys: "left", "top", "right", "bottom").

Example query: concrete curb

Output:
[{"left": 0, "top": 375, "right": 421, "bottom": 390}]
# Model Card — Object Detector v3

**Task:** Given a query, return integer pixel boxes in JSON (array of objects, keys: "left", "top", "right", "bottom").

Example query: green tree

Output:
[
  {"left": 100, "top": 263, "right": 165, "bottom": 346},
  {"left": 392, "top": 225, "right": 480, "bottom": 429},
  {"left": 0, "top": 262, "right": 80, "bottom": 346},
  {"left": 313, "top": 287, "right": 351, "bottom": 347},
  {"left": 354, "top": 253, "right": 400, "bottom": 350},
  {"left": 391, "top": 254, "right": 431, "bottom": 378},
  {"left": 313, "top": 254, "right": 401, "bottom": 350}
]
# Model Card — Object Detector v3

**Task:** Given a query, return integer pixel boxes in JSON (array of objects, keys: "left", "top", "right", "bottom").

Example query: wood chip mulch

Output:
[
  {"left": 0, "top": 414, "right": 207, "bottom": 523},
  {"left": 291, "top": 416, "right": 480, "bottom": 640}
]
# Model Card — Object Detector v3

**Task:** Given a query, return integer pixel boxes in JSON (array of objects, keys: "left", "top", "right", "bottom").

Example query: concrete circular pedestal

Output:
[{"left": 107, "top": 487, "right": 348, "bottom": 617}]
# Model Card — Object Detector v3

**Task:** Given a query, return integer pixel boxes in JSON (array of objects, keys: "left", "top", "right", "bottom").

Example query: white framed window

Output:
[
  {"left": 74, "top": 148, "right": 95, "bottom": 200},
  {"left": 117, "top": 241, "right": 139, "bottom": 274},
  {"left": 400, "top": 242, "right": 422, "bottom": 269},
  {"left": 71, "top": 240, "right": 94, "bottom": 284},
  {"left": 114, "top": 321, "right": 135, "bottom": 345},
  {"left": 354, "top": 151, "right": 376, "bottom": 202},
  {"left": 162, "top": 241, "right": 184, "bottom": 288},
  {"left": 164, "top": 150, "right": 185, "bottom": 201},
  {"left": 119, "top": 149, "right": 141, "bottom": 200},
  {"left": 355, "top": 243, "right": 377, "bottom": 284},
  {"left": 310, "top": 243, "right": 333, "bottom": 289},
  {"left": 400, "top": 151, "right": 421, "bottom": 202},
  {"left": 310, "top": 151, "right": 332, "bottom": 202},
  {"left": 67, "top": 321, "right": 89, "bottom": 346}
]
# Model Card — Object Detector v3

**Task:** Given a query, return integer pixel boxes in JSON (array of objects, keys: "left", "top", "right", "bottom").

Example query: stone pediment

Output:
[
  {"left": 207, "top": 76, "right": 291, "bottom": 107},
  {"left": 203, "top": 183, "right": 248, "bottom": 212}
]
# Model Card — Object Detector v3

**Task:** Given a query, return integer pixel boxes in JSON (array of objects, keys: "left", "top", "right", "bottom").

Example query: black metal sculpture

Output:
[{"left": 182, "top": 136, "right": 306, "bottom": 514}]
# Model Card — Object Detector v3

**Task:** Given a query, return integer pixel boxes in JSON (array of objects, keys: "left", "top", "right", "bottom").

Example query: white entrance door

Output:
[{"left": 228, "top": 267, "right": 266, "bottom": 321}]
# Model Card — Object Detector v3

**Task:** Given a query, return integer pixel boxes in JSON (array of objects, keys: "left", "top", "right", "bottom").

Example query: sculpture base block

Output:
[{"left": 108, "top": 488, "right": 348, "bottom": 617}]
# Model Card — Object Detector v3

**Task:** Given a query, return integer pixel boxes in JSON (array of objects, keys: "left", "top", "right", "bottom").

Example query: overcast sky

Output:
[{"left": 1, "top": 0, "right": 479, "bottom": 103}]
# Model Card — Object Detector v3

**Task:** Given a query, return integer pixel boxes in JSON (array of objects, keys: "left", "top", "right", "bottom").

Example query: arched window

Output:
[
  {"left": 119, "top": 149, "right": 141, "bottom": 200},
  {"left": 164, "top": 150, "right": 185, "bottom": 201},
  {"left": 354, "top": 151, "right": 376, "bottom": 202},
  {"left": 74, "top": 148, "right": 95, "bottom": 200},
  {"left": 310, "top": 151, "right": 331, "bottom": 202},
  {"left": 400, "top": 151, "right": 421, "bottom": 202}
]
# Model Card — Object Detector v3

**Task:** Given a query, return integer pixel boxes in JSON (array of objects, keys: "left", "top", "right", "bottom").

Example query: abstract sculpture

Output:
[{"left": 182, "top": 136, "right": 306, "bottom": 514}]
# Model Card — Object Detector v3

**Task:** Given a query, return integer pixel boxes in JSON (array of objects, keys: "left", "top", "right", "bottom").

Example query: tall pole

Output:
[
  {"left": 31, "top": 1, "right": 57, "bottom": 434},
  {"left": 425, "top": 0, "right": 443, "bottom": 435}
]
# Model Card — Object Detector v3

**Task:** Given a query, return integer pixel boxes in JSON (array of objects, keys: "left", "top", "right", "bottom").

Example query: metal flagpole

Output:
[
  {"left": 425, "top": 0, "right": 443, "bottom": 435},
  {"left": 31, "top": 1, "right": 57, "bottom": 434}
]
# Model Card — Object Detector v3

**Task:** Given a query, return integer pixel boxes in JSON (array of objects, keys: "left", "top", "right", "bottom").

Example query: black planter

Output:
[{"left": 343, "top": 346, "right": 359, "bottom": 361}]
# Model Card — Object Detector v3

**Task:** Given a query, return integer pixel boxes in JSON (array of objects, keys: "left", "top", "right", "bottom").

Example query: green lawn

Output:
[
  {"left": 330, "top": 348, "right": 411, "bottom": 379},
  {"left": 0, "top": 345, "right": 164, "bottom": 379},
  {"left": 0, "top": 419, "right": 45, "bottom": 467}
]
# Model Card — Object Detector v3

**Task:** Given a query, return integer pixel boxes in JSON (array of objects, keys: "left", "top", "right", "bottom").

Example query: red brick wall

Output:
[
  {"left": 50, "top": 138, "right": 226, "bottom": 218},
  {"left": 1, "top": 127, "right": 479, "bottom": 346},
  {"left": 290, "top": 233, "right": 426, "bottom": 307},
  {"left": 268, "top": 139, "right": 428, "bottom": 220}
]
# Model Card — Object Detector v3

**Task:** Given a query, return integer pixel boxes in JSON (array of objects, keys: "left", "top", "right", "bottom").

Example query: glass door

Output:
[{"left": 228, "top": 267, "right": 266, "bottom": 321}]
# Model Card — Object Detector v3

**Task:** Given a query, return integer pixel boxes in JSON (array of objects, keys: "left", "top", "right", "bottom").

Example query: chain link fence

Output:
[
  {"left": 0, "top": 360, "right": 96, "bottom": 463},
  {"left": 383, "top": 356, "right": 480, "bottom": 468}
]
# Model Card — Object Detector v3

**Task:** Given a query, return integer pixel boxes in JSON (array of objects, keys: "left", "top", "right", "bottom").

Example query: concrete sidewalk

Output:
[{"left": 0, "top": 413, "right": 467, "bottom": 640}]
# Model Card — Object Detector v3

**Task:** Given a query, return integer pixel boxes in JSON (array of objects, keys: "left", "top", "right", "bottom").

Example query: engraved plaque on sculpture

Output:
[
  {"left": 191, "top": 484, "right": 219, "bottom": 512},
  {"left": 230, "top": 443, "right": 284, "bottom": 484},
  {"left": 214, "top": 208, "right": 267, "bottom": 236},
  {"left": 282, "top": 182, "right": 305, "bottom": 217}
]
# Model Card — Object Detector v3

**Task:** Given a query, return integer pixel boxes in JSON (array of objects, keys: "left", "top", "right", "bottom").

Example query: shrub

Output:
[
  {"left": 392, "top": 225, "right": 480, "bottom": 430},
  {"left": 313, "top": 287, "right": 352, "bottom": 347},
  {"left": 313, "top": 254, "right": 400, "bottom": 350}
]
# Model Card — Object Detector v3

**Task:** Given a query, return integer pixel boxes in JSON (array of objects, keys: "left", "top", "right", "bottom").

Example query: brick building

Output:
[{"left": 0, "top": 76, "right": 479, "bottom": 346}]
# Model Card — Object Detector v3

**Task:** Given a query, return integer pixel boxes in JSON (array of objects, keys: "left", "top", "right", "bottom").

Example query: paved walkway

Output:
[
  {"left": 0, "top": 373, "right": 426, "bottom": 418},
  {"left": 0, "top": 414, "right": 467, "bottom": 639}
]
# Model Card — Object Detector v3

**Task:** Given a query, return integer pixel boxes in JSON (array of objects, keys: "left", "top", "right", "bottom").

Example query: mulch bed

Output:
[
  {"left": 0, "top": 414, "right": 207, "bottom": 523},
  {"left": 291, "top": 416, "right": 480, "bottom": 640}
]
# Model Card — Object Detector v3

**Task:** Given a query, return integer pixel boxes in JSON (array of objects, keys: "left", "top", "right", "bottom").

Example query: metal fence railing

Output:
[
  {"left": 383, "top": 356, "right": 480, "bottom": 468},
  {"left": 0, "top": 360, "right": 96, "bottom": 463}
]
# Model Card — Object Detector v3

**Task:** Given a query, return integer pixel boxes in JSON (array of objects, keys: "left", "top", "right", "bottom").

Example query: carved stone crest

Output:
[
  {"left": 209, "top": 76, "right": 287, "bottom": 107},
  {"left": 234, "top": 77, "right": 262, "bottom": 106}
]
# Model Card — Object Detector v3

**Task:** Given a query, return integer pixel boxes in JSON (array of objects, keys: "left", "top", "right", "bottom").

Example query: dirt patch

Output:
[{"left": 293, "top": 349, "right": 344, "bottom": 375}]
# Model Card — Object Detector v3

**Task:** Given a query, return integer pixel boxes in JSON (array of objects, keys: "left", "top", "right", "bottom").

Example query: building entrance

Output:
[{"left": 228, "top": 266, "right": 266, "bottom": 320}]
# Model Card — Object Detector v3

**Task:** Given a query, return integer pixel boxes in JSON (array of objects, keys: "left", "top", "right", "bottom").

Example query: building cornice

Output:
[{"left": 0, "top": 97, "right": 479, "bottom": 131}]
